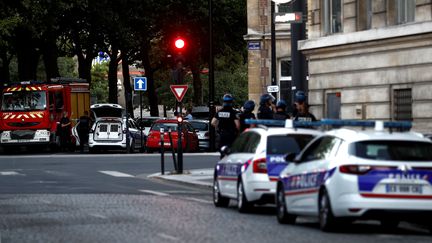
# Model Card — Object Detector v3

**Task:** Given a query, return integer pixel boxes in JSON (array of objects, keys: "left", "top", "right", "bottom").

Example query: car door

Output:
[
  {"left": 218, "top": 132, "right": 252, "bottom": 198},
  {"left": 285, "top": 136, "right": 341, "bottom": 215}
]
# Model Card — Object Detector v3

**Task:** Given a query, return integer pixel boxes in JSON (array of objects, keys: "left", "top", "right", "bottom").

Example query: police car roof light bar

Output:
[
  {"left": 244, "top": 119, "right": 411, "bottom": 131},
  {"left": 244, "top": 119, "right": 323, "bottom": 128}
]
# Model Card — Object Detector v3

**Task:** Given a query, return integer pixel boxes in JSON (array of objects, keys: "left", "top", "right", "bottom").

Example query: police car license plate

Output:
[{"left": 385, "top": 184, "right": 423, "bottom": 194}]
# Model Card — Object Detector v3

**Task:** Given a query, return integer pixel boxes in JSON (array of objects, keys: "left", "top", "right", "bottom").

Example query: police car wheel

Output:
[
  {"left": 319, "top": 190, "right": 338, "bottom": 232},
  {"left": 237, "top": 180, "right": 253, "bottom": 213},
  {"left": 276, "top": 184, "right": 296, "bottom": 224},
  {"left": 213, "top": 177, "right": 229, "bottom": 207}
]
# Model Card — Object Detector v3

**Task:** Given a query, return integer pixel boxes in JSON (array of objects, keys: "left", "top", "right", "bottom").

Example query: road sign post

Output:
[
  {"left": 170, "top": 85, "right": 188, "bottom": 174},
  {"left": 134, "top": 77, "right": 147, "bottom": 153}
]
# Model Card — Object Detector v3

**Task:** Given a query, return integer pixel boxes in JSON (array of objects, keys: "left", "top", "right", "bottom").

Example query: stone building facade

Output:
[
  {"left": 300, "top": 0, "right": 432, "bottom": 132},
  {"left": 244, "top": 0, "right": 293, "bottom": 105},
  {"left": 245, "top": 0, "right": 432, "bottom": 132}
]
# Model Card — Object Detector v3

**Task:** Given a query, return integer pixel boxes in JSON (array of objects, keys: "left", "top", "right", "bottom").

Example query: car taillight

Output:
[
  {"left": 253, "top": 158, "right": 267, "bottom": 174},
  {"left": 339, "top": 165, "right": 371, "bottom": 175}
]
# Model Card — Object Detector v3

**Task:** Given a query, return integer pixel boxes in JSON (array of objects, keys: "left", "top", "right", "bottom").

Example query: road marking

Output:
[
  {"left": 0, "top": 171, "right": 23, "bottom": 176},
  {"left": 139, "top": 190, "right": 169, "bottom": 196},
  {"left": 183, "top": 197, "right": 213, "bottom": 204},
  {"left": 89, "top": 213, "right": 108, "bottom": 219},
  {"left": 157, "top": 233, "right": 179, "bottom": 241},
  {"left": 99, "top": 171, "right": 134, "bottom": 178}
]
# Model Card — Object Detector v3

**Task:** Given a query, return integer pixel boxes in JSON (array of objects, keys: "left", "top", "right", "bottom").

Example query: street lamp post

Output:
[{"left": 209, "top": 0, "right": 216, "bottom": 152}]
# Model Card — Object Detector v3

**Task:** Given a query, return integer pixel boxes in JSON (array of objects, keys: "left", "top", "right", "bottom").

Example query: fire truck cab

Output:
[{"left": 0, "top": 78, "right": 90, "bottom": 150}]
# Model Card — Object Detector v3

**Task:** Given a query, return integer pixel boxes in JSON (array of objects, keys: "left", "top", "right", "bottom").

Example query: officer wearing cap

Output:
[
  {"left": 273, "top": 100, "right": 289, "bottom": 120},
  {"left": 239, "top": 100, "right": 256, "bottom": 132},
  {"left": 293, "top": 91, "right": 317, "bottom": 122},
  {"left": 257, "top": 93, "right": 275, "bottom": 119},
  {"left": 211, "top": 94, "right": 240, "bottom": 148}
]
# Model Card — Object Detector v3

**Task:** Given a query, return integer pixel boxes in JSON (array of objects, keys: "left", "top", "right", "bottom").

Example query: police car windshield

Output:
[
  {"left": 267, "top": 134, "right": 315, "bottom": 155},
  {"left": 351, "top": 140, "right": 432, "bottom": 161},
  {"left": 1, "top": 91, "right": 47, "bottom": 111}
]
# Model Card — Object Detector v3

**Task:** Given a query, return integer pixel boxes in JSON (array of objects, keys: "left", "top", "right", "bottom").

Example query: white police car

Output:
[
  {"left": 213, "top": 119, "right": 321, "bottom": 212},
  {"left": 275, "top": 120, "right": 432, "bottom": 232}
]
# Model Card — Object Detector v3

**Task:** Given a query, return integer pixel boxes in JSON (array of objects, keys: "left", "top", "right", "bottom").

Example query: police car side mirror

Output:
[
  {"left": 285, "top": 153, "right": 298, "bottom": 163},
  {"left": 220, "top": 146, "right": 231, "bottom": 157}
]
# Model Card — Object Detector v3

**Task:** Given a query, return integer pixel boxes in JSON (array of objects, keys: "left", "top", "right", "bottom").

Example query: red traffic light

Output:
[
  {"left": 177, "top": 116, "right": 183, "bottom": 123},
  {"left": 174, "top": 38, "right": 185, "bottom": 50}
]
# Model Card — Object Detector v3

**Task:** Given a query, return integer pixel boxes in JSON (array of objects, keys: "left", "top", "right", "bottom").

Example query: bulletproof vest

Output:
[{"left": 217, "top": 107, "right": 237, "bottom": 133}]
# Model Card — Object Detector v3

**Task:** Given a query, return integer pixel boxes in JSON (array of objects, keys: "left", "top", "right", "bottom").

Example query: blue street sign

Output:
[{"left": 134, "top": 77, "right": 147, "bottom": 91}]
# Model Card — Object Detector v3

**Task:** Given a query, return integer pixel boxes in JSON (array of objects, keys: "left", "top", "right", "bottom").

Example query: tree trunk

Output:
[
  {"left": 77, "top": 52, "right": 93, "bottom": 84},
  {"left": 108, "top": 46, "right": 119, "bottom": 104},
  {"left": 42, "top": 37, "right": 60, "bottom": 80},
  {"left": 0, "top": 49, "right": 11, "bottom": 86},
  {"left": 122, "top": 53, "right": 134, "bottom": 118},
  {"left": 190, "top": 61, "right": 203, "bottom": 105},
  {"left": 16, "top": 28, "right": 39, "bottom": 81},
  {"left": 141, "top": 44, "right": 159, "bottom": 116}
]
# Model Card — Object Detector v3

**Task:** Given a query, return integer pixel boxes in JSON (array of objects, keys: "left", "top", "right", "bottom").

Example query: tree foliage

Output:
[{"left": 0, "top": 0, "right": 247, "bottom": 115}]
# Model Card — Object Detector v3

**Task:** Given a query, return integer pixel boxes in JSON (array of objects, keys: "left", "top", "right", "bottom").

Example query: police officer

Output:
[
  {"left": 211, "top": 94, "right": 240, "bottom": 149},
  {"left": 293, "top": 91, "right": 317, "bottom": 122},
  {"left": 273, "top": 100, "right": 289, "bottom": 120},
  {"left": 257, "top": 94, "right": 275, "bottom": 119},
  {"left": 239, "top": 100, "right": 256, "bottom": 132}
]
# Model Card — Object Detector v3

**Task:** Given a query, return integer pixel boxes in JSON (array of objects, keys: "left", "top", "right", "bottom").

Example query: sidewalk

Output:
[{"left": 148, "top": 168, "right": 214, "bottom": 188}]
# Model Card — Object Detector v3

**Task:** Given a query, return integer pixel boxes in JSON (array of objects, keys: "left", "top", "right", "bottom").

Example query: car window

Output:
[
  {"left": 231, "top": 132, "right": 250, "bottom": 153},
  {"left": 351, "top": 140, "right": 432, "bottom": 161},
  {"left": 186, "top": 124, "right": 194, "bottom": 132},
  {"left": 267, "top": 134, "right": 316, "bottom": 155},
  {"left": 302, "top": 136, "right": 341, "bottom": 162},
  {"left": 151, "top": 123, "right": 178, "bottom": 131},
  {"left": 245, "top": 132, "right": 261, "bottom": 153},
  {"left": 189, "top": 122, "right": 209, "bottom": 131}
]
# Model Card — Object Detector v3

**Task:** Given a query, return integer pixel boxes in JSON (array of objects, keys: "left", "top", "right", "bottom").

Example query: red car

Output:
[{"left": 146, "top": 119, "right": 199, "bottom": 153}]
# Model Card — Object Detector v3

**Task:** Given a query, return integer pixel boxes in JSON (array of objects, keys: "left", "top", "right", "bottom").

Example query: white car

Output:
[
  {"left": 213, "top": 126, "right": 321, "bottom": 212},
  {"left": 88, "top": 104, "right": 144, "bottom": 153},
  {"left": 276, "top": 120, "right": 432, "bottom": 232}
]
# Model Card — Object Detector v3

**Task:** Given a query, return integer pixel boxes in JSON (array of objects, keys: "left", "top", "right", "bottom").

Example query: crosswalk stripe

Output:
[
  {"left": 99, "top": 171, "right": 134, "bottom": 178},
  {"left": 139, "top": 190, "right": 169, "bottom": 196},
  {"left": 0, "top": 171, "right": 23, "bottom": 176}
]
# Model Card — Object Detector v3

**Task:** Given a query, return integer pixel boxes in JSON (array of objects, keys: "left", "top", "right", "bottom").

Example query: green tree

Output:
[{"left": 91, "top": 62, "right": 109, "bottom": 103}]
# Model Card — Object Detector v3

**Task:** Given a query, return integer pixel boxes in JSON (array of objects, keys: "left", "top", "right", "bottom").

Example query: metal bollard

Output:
[
  {"left": 160, "top": 127, "right": 165, "bottom": 175},
  {"left": 168, "top": 128, "right": 178, "bottom": 171}
]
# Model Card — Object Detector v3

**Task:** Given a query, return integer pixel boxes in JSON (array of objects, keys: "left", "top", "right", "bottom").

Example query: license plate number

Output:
[{"left": 385, "top": 184, "right": 423, "bottom": 194}]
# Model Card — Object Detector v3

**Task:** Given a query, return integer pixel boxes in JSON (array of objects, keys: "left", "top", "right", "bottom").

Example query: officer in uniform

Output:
[
  {"left": 211, "top": 94, "right": 240, "bottom": 149},
  {"left": 293, "top": 91, "right": 317, "bottom": 122},
  {"left": 239, "top": 100, "right": 256, "bottom": 132},
  {"left": 257, "top": 94, "right": 275, "bottom": 119},
  {"left": 273, "top": 100, "right": 289, "bottom": 120}
]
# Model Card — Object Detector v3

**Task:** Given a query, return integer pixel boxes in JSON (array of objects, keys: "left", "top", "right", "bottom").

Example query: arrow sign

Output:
[
  {"left": 170, "top": 85, "right": 188, "bottom": 102},
  {"left": 134, "top": 77, "right": 147, "bottom": 91}
]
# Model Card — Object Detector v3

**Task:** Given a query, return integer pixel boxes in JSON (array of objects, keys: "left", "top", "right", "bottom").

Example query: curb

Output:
[{"left": 148, "top": 171, "right": 213, "bottom": 189}]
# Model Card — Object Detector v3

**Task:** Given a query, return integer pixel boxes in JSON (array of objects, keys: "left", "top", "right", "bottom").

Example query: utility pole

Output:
[{"left": 290, "top": 0, "right": 307, "bottom": 102}]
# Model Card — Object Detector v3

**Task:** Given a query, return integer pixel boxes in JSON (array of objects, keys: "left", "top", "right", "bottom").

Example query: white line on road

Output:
[
  {"left": 139, "top": 190, "right": 169, "bottom": 196},
  {"left": 183, "top": 197, "right": 213, "bottom": 204},
  {"left": 89, "top": 213, "right": 108, "bottom": 219},
  {"left": 99, "top": 171, "right": 135, "bottom": 178},
  {"left": 0, "top": 171, "right": 23, "bottom": 176},
  {"left": 157, "top": 233, "right": 179, "bottom": 241}
]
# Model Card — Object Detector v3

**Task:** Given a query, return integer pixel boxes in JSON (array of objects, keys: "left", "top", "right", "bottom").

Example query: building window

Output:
[
  {"left": 357, "top": 0, "right": 372, "bottom": 31},
  {"left": 394, "top": 88, "right": 412, "bottom": 121},
  {"left": 276, "top": 3, "right": 291, "bottom": 13},
  {"left": 322, "top": 0, "right": 342, "bottom": 35},
  {"left": 396, "top": 0, "right": 415, "bottom": 24},
  {"left": 279, "top": 60, "right": 292, "bottom": 104}
]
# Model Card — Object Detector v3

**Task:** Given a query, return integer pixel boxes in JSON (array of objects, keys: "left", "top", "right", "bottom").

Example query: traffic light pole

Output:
[
  {"left": 209, "top": 0, "right": 216, "bottom": 152},
  {"left": 175, "top": 61, "right": 184, "bottom": 174}
]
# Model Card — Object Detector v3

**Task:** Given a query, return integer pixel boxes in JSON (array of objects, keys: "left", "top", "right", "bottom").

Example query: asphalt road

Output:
[{"left": 0, "top": 152, "right": 431, "bottom": 243}]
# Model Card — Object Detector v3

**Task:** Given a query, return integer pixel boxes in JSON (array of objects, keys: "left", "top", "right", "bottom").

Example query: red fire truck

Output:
[{"left": 0, "top": 78, "right": 90, "bottom": 150}]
